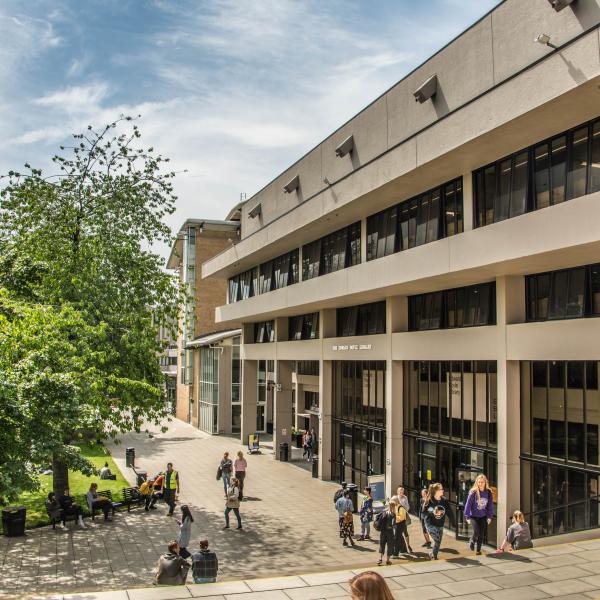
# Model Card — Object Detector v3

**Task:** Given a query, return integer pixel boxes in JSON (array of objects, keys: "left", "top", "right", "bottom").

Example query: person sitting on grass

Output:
[
  {"left": 99, "top": 462, "right": 116, "bottom": 480},
  {"left": 58, "top": 488, "right": 87, "bottom": 529},
  {"left": 155, "top": 540, "right": 190, "bottom": 585},
  {"left": 192, "top": 539, "right": 219, "bottom": 584},
  {"left": 86, "top": 483, "right": 113, "bottom": 521}
]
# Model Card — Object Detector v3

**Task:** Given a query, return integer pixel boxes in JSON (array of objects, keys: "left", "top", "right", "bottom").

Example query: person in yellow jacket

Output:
[
  {"left": 161, "top": 462, "right": 180, "bottom": 516},
  {"left": 140, "top": 478, "right": 159, "bottom": 511}
]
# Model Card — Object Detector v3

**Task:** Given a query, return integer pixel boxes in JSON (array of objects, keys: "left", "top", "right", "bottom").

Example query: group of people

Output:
[
  {"left": 217, "top": 450, "right": 248, "bottom": 529},
  {"left": 46, "top": 483, "right": 115, "bottom": 529},
  {"left": 155, "top": 536, "right": 219, "bottom": 585},
  {"left": 138, "top": 462, "right": 181, "bottom": 516},
  {"left": 336, "top": 474, "right": 533, "bottom": 565}
]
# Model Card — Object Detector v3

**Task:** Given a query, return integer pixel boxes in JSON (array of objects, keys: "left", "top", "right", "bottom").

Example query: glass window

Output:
[
  {"left": 568, "top": 126, "right": 589, "bottom": 199},
  {"left": 591, "top": 121, "right": 600, "bottom": 194},
  {"left": 591, "top": 264, "right": 600, "bottom": 316},
  {"left": 337, "top": 301, "right": 385, "bottom": 337},
  {"left": 550, "top": 136, "right": 567, "bottom": 205},
  {"left": 511, "top": 152, "right": 529, "bottom": 217},
  {"left": 497, "top": 158, "right": 511, "bottom": 222}
]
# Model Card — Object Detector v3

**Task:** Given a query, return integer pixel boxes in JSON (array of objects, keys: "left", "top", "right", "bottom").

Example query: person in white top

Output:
[{"left": 234, "top": 451, "right": 248, "bottom": 501}]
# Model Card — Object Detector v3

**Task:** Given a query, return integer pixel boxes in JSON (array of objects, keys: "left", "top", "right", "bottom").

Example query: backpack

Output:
[
  {"left": 333, "top": 489, "right": 344, "bottom": 504},
  {"left": 373, "top": 511, "right": 385, "bottom": 532},
  {"left": 396, "top": 505, "right": 407, "bottom": 523}
]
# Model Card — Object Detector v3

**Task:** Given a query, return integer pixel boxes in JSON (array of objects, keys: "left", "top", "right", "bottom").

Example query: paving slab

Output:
[
  {"left": 299, "top": 571, "right": 355, "bottom": 586},
  {"left": 482, "top": 585, "right": 550, "bottom": 600},
  {"left": 224, "top": 592, "right": 290, "bottom": 600},
  {"left": 127, "top": 587, "right": 192, "bottom": 600},
  {"left": 444, "top": 566, "right": 499, "bottom": 581},
  {"left": 390, "top": 572, "right": 455, "bottom": 589},
  {"left": 532, "top": 554, "right": 585, "bottom": 568},
  {"left": 533, "top": 579, "right": 598, "bottom": 597},
  {"left": 390, "top": 585, "right": 450, "bottom": 600},
  {"left": 187, "top": 582, "right": 251, "bottom": 597},
  {"left": 245, "top": 577, "right": 307, "bottom": 592},
  {"left": 436, "top": 578, "right": 501, "bottom": 596},
  {"left": 64, "top": 592, "right": 129, "bottom": 600},
  {"left": 282, "top": 583, "right": 347, "bottom": 600},
  {"left": 534, "top": 566, "right": 595, "bottom": 582}
]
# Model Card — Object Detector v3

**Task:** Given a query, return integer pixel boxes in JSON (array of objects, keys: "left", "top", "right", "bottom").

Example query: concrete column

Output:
[
  {"left": 275, "top": 317, "right": 288, "bottom": 342},
  {"left": 321, "top": 308, "right": 337, "bottom": 338},
  {"left": 495, "top": 275, "right": 525, "bottom": 545},
  {"left": 388, "top": 296, "right": 408, "bottom": 334},
  {"left": 241, "top": 359, "right": 258, "bottom": 443},
  {"left": 360, "top": 217, "right": 367, "bottom": 263},
  {"left": 319, "top": 359, "right": 333, "bottom": 479},
  {"left": 462, "top": 172, "right": 474, "bottom": 232},
  {"left": 273, "top": 360, "right": 293, "bottom": 459},
  {"left": 385, "top": 359, "right": 403, "bottom": 498}
]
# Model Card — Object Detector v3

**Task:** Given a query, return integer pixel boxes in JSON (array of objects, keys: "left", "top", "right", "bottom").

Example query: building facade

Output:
[
  {"left": 167, "top": 219, "right": 241, "bottom": 432},
  {"left": 202, "top": 0, "right": 600, "bottom": 544}
]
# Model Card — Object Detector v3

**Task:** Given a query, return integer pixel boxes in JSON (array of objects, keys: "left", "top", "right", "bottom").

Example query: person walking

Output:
[
  {"left": 302, "top": 430, "right": 310, "bottom": 460},
  {"left": 162, "top": 463, "right": 180, "bottom": 517},
  {"left": 418, "top": 488, "right": 432, "bottom": 548},
  {"left": 375, "top": 500, "right": 396, "bottom": 566},
  {"left": 155, "top": 541, "right": 190, "bottom": 585},
  {"left": 306, "top": 430, "right": 314, "bottom": 462},
  {"left": 496, "top": 510, "right": 533, "bottom": 552},
  {"left": 177, "top": 505, "right": 194, "bottom": 559},
  {"left": 423, "top": 483, "right": 456, "bottom": 560},
  {"left": 192, "top": 539, "right": 219, "bottom": 583},
  {"left": 394, "top": 487, "right": 413, "bottom": 555},
  {"left": 464, "top": 474, "right": 494, "bottom": 555},
  {"left": 349, "top": 571, "right": 395, "bottom": 600},
  {"left": 335, "top": 490, "right": 354, "bottom": 527},
  {"left": 220, "top": 452, "right": 233, "bottom": 497},
  {"left": 224, "top": 477, "right": 242, "bottom": 529},
  {"left": 340, "top": 510, "right": 356, "bottom": 547},
  {"left": 234, "top": 451, "right": 247, "bottom": 500},
  {"left": 358, "top": 486, "right": 374, "bottom": 541}
]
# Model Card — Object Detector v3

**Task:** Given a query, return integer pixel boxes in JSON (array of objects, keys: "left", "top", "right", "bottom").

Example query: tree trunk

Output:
[{"left": 52, "top": 455, "right": 69, "bottom": 497}]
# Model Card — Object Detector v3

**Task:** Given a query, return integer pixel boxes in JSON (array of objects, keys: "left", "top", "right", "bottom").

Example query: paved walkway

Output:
[
  {"left": 28, "top": 537, "right": 600, "bottom": 600},
  {"left": 0, "top": 419, "right": 468, "bottom": 598}
]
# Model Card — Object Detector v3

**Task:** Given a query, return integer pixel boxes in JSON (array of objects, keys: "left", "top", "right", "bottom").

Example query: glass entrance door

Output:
[
  {"left": 456, "top": 468, "right": 482, "bottom": 540},
  {"left": 256, "top": 404, "right": 266, "bottom": 433}
]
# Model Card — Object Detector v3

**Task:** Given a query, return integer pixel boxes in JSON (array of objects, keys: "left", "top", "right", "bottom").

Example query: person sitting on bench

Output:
[
  {"left": 140, "top": 477, "right": 159, "bottom": 511},
  {"left": 58, "top": 488, "right": 87, "bottom": 528},
  {"left": 86, "top": 483, "right": 113, "bottom": 521}
]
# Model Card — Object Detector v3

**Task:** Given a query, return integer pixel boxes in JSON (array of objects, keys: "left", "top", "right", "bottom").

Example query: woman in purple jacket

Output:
[{"left": 464, "top": 474, "right": 494, "bottom": 555}]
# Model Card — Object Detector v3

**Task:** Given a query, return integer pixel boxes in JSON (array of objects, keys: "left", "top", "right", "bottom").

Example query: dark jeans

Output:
[
  {"left": 163, "top": 489, "right": 176, "bottom": 515},
  {"left": 92, "top": 500, "right": 111, "bottom": 519},
  {"left": 180, "top": 547, "right": 191, "bottom": 559},
  {"left": 144, "top": 493, "right": 159, "bottom": 509},
  {"left": 470, "top": 516, "right": 488, "bottom": 551},
  {"left": 426, "top": 524, "right": 443, "bottom": 559},
  {"left": 63, "top": 506, "right": 83, "bottom": 523},
  {"left": 235, "top": 471, "right": 245, "bottom": 499},
  {"left": 224, "top": 507, "right": 241, "bottom": 527},
  {"left": 394, "top": 521, "right": 409, "bottom": 554},
  {"left": 379, "top": 530, "right": 394, "bottom": 557}
]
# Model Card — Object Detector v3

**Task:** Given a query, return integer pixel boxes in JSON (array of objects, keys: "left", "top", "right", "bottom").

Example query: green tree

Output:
[{"left": 0, "top": 117, "right": 180, "bottom": 497}]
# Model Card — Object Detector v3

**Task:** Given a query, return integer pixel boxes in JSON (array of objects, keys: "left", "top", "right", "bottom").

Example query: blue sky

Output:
[{"left": 0, "top": 0, "right": 498, "bottom": 258}]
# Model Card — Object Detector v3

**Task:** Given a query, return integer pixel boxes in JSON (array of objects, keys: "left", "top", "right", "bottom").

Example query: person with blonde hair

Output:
[
  {"left": 374, "top": 500, "right": 396, "bottom": 565},
  {"left": 497, "top": 510, "right": 533, "bottom": 552},
  {"left": 349, "top": 571, "right": 395, "bottom": 600},
  {"left": 423, "top": 483, "right": 455, "bottom": 560},
  {"left": 464, "top": 474, "right": 494, "bottom": 555}
]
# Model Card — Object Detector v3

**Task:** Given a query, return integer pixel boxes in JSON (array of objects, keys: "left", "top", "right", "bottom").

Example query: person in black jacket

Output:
[
  {"left": 423, "top": 483, "right": 456, "bottom": 560},
  {"left": 376, "top": 500, "right": 397, "bottom": 566}
]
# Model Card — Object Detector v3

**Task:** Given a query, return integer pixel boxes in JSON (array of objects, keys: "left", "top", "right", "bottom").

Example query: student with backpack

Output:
[
  {"left": 358, "top": 486, "right": 374, "bottom": 541},
  {"left": 374, "top": 500, "right": 397, "bottom": 566},
  {"left": 423, "top": 483, "right": 456, "bottom": 560}
]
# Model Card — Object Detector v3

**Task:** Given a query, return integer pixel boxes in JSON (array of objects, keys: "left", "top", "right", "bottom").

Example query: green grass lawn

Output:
[{"left": 6, "top": 443, "right": 131, "bottom": 530}]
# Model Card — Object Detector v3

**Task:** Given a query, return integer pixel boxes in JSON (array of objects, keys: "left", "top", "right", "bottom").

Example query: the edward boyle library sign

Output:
[{"left": 332, "top": 344, "right": 373, "bottom": 351}]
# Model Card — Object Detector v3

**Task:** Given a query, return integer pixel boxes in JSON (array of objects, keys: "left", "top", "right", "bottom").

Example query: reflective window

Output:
[
  {"left": 253, "top": 320, "right": 275, "bottom": 343},
  {"left": 337, "top": 301, "right": 386, "bottom": 337},
  {"left": 526, "top": 263, "right": 600, "bottom": 322},
  {"left": 474, "top": 116, "right": 600, "bottom": 227},
  {"left": 288, "top": 312, "right": 320, "bottom": 340},
  {"left": 302, "top": 222, "right": 361, "bottom": 280},
  {"left": 367, "top": 178, "right": 463, "bottom": 261},
  {"left": 409, "top": 282, "right": 496, "bottom": 331}
]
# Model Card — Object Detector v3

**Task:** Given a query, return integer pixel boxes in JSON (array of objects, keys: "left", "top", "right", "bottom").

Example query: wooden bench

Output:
[
  {"left": 122, "top": 487, "right": 145, "bottom": 511},
  {"left": 45, "top": 502, "right": 78, "bottom": 530},
  {"left": 88, "top": 490, "right": 123, "bottom": 520}
]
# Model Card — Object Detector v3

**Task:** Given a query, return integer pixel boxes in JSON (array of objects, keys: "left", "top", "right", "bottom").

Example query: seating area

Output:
[{"left": 47, "top": 486, "right": 146, "bottom": 528}]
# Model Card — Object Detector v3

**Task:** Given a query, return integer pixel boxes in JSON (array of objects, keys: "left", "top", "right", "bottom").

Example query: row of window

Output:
[
  {"left": 409, "top": 282, "right": 496, "bottom": 331},
  {"left": 474, "top": 116, "right": 600, "bottom": 227},
  {"left": 367, "top": 178, "right": 463, "bottom": 261},
  {"left": 288, "top": 312, "right": 319, "bottom": 340},
  {"left": 526, "top": 262, "right": 600, "bottom": 322},
  {"left": 302, "top": 222, "right": 361, "bottom": 281},
  {"left": 337, "top": 301, "right": 386, "bottom": 337}
]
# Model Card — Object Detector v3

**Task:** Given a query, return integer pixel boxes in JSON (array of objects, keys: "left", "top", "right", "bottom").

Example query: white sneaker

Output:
[
  {"left": 60, "top": 523, "right": 68, "bottom": 530},
  {"left": 78, "top": 519, "right": 87, "bottom": 529}
]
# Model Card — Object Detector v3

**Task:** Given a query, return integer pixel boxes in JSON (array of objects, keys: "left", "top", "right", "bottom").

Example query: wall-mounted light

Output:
[
  {"left": 248, "top": 203, "right": 262, "bottom": 219},
  {"left": 547, "top": 0, "right": 575, "bottom": 11},
  {"left": 283, "top": 174, "right": 300, "bottom": 194},
  {"left": 534, "top": 33, "right": 558, "bottom": 49},
  {"left": 335, "top": 135, "right": 354, "bottom": 158},
  {"left": 413, "top": 74, "right": 437, "bottom": 103}
]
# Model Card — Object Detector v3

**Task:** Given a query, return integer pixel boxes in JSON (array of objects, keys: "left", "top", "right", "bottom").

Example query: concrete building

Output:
[
  {"left": 167, "top": 219, "right": 241, "bottom": 432},
  {"left": 202, "top": 0, "right": 600, "bottom": 544},
  {"left": 157, "top": 317, "right": 178, "bottom": 412}
]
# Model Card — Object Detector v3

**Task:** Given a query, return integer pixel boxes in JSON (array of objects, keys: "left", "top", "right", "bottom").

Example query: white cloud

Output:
[{"left": 34, "top": 82, "right": 110, "bottom": 113}]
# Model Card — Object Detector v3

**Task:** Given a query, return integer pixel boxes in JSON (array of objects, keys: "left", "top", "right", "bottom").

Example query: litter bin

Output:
[
  {"left": 2, "top": 506, "right": 26, "bottom": 537},
  {"left": 136, "top": 470, "right": 148, "bottom": 486},
  {"left": 125, "top": 447, "right": 135, "bottom": 468},
  {"left": 311, "top": 456, "right": 319, "bottom": 478},
  {"left": 279, "top": 442, "right": 289, "bottom": 462},
  {"left": 347, "top": 483, "right": 358, "bottom": 513}
]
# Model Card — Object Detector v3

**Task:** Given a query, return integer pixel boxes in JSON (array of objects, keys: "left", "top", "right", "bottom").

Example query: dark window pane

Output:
[
  {"left": 444, "top": 183, "right": 457, "bottom": 236},
  {"left": 565, "top": 268, "right": 586, "bottom": 318},
  {"left": 527, "top": 276, "right": 537, "bottom": 320},
  {"left": 536, "top": 274, "right": 550, "bottom": 320},
  {"left": 400, "top": 204, "right": 409, "bottom": 251},
  {"left": 591, "top": 121, "right": 600, "bottom": 194},
  {"left": 455, "top": 180, "right": 464, "bottom": 233},
  {"left": 568, "top": 126, "right": 588, "bottom": 200},
  {"left": 591, "top": 265, "right": 600, "bottom": 316},
  {"left": 549, "top": 361, "right": 565, "bottom": 388},
  {"left": 428, "top": 188, "right": 440, "bottom": 242},
  {"left": 551, "top": 136, "right": 567, "bottom": 205},
  {"left": 548, "top": 271, "right": 568, "bottom": 320},
  {"left": 446, "top": 289, "right": 456, "bottom": 328},
  {"left": 484, "top": 165, "right": 496, "bottom": 224},
  {"left": 587, "top": 361, "right": 598, "bottom": 390},
  {"left": 496, "top": 158, "right": 511, "bottom": 222},
  {"left": 511, "top": 152, "right": 529, "bottom": 217},
  {"left": 408, "top": 199, "right": 418, "bottom": 248},
  {"left": 475, "top": 171, "right": 485, "bottom": 227},
  {"left": 416, "top": 193, "right": 429, "bottom": 246},
  {"left": 534, "top": 143, "right": 550, "bottom": 210}
]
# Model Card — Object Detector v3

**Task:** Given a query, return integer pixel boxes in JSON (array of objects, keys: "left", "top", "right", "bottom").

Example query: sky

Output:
[{"left": 0, "top": 0, "right": 499, "bottom": 260}]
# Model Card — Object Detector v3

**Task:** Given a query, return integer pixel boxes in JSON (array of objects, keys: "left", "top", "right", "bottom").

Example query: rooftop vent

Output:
[
  {"left": 283, "top": 174, "right": 300, "bottom": 194},
  {"left": 413, "top": 74, "right": 437, "bottom": 103},
  {"left": 335, "top": 135, "right": 354, "bottom": 158}
]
